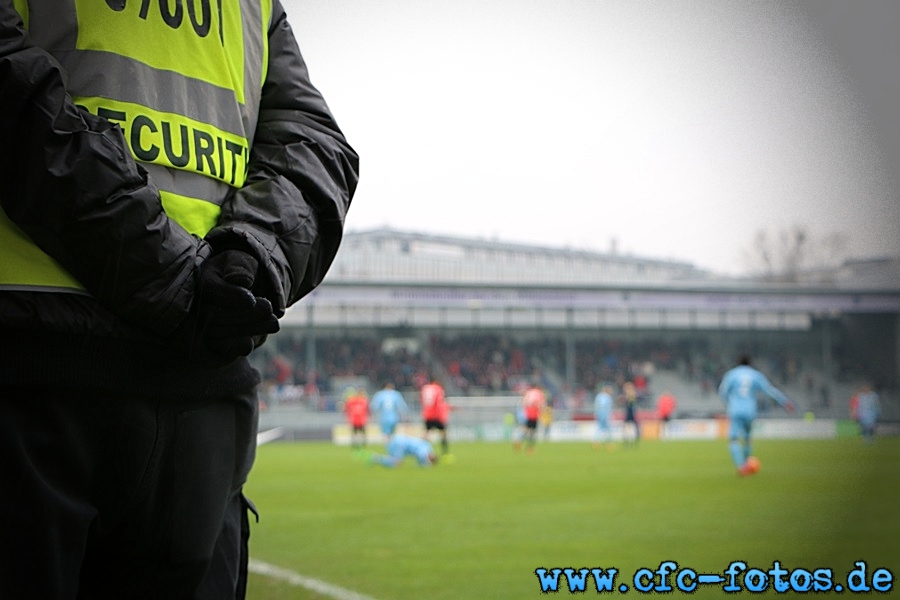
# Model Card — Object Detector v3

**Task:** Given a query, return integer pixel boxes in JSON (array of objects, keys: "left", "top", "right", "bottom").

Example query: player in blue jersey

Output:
[
  {"left": 718, "top": 355, "right": 795, "bottom": 476},
  {"left": 370, "top": 434, "right": 437, "bottom": 467},
  {"left": 370, "top": 381, "right": 409, "bottom": 436},
  {"left": 593, "top": 385, "right": 614, "bottom": 448},
  {"left": 856, "top": 383, "right": 880, "bottom": 444}
]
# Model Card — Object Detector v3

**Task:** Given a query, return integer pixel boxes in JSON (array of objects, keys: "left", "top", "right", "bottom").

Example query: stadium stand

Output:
[{"left": 252, "top": 228, "right": 900, "bottom": 436}]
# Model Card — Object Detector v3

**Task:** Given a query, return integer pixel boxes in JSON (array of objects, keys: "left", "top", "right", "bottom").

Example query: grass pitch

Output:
[{"left": 245, "top": 437, "right": 899, "bottom": 599}]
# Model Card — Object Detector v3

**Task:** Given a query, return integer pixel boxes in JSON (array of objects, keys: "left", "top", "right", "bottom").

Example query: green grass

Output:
[{"left": 245, "top": 437, "right": 899, "bottom": 599}]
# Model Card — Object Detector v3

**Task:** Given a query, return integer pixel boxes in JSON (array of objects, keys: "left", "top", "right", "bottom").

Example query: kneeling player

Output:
[{"left": 370, "top": 434, "right": 437, "bottom": 468}]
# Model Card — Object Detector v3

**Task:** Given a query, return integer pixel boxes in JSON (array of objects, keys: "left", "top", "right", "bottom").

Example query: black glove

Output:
[{"left": 173, "top": 250, "right": 280, "bottom": 367}]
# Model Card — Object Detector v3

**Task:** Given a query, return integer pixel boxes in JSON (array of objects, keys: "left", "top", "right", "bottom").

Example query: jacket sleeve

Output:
[
  {"left": 0, "top": 2, "right": 204, "bottom": 336},
  {"left": 205, "top": 0, "right": 359, "bottom": 316}
]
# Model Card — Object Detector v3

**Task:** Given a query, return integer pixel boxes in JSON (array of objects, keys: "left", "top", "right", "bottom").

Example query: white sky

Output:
[{"left": 282, "top": 0, "right": 900, "bottom": 275}]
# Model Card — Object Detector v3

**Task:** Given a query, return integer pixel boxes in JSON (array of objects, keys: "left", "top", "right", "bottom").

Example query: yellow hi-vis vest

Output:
[{"left": 1, "top": 0, "right": 272, "bottom": 292}]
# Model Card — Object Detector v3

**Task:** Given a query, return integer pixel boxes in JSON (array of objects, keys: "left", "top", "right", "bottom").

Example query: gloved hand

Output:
[{"left": 173, "top": 250, "right": 280, "bottom": 367}]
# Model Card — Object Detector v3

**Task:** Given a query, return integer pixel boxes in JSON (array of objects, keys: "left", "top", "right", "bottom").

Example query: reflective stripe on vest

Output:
[{"left": 1, "top": 0, "right": 272, "bottom": 291}]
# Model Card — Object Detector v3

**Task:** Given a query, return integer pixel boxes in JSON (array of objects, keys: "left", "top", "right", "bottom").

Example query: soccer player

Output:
[
  {"left": 539, "top": 402, "right": 554, "bottom": 441},
  {"left": 343, "top": 388, "right": 370, "bottom": 451},
  {"left": 370, "top": 434, "right": 437, "bottom": 468},
  {"left": 656, "top": 390, "right": 677, "bottom": 439},
  {"left": 370, "top": 381, "right": 409, "bottom": 437},
  {"left": 620, "top": 381, "right": 641, "bottom": 446},
  {"left": 421, "top": 377, "right": 450, "bottom": 454},
  {"left": 516, "top": 382, "right": 546, "bottom": 452},
  {"left": 594, "top": 385, "right": 614, "bottom": 448},
  {"left": 718, "top": 355, "right": 795, "bottom": 476},
  {"left": 856, "top": 383, "right": 880, "bottom": 444},
  {"left": 849, "top": 391, "right": 860, "bottom": 422}
]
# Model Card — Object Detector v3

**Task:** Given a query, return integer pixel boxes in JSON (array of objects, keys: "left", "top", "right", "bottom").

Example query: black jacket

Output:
[{"left": 0, "top": 0, "right": 358, "bottom": 392}]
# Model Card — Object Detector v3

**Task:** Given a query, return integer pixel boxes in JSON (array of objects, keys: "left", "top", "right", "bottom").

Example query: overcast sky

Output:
[{"left": 282, "top": 0, "right": 900, "bottom": 275}]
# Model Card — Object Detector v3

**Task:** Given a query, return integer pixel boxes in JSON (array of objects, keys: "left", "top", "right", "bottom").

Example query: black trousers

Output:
[{"left": 0, "top": 384, "right": 258, "bottom": 600}]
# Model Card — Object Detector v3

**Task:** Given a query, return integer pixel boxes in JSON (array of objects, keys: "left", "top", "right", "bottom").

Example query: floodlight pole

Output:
[
  {"left": 306, "top": 303, "right": 317, "bottom": 379},
  {"left": 821, "top": 317, "right": 832, "bottom": 387},
  {"left": 565, "top": 308, "right": 576, "bottom": 395}
]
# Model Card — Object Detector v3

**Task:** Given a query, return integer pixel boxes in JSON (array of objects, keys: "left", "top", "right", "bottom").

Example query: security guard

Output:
[{"left": 0, "top": 1, "right": 358, "bottom": 598}]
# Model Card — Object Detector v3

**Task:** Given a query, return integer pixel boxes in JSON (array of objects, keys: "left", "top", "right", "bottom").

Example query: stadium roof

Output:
[
  {"left": 327, "top": 228, "right": 899, "bottom": 293},
  {"left": 328, "top": 227, "right": 718, "bottom": 288},
  {"left": 341, "top": 227, "right": 699, "bottom": 268},
  {"left": 275, "top": 229, "right": 900, "bottom": 330}
]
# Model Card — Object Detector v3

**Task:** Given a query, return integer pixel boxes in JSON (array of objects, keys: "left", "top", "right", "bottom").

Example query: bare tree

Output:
[{"left": 743, "top": 226, "right": 848, "bottom": 282}]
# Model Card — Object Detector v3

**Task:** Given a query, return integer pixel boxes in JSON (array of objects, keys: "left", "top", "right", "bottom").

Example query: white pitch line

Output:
[
  {"left": 248, "top": 559, "right": 379, "bottom": 600},
  {"left": 256, "top": 427, "right": 285, "bottom": 446}
]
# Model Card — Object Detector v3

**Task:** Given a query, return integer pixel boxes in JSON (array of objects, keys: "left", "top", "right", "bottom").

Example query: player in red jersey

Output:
[
  {"left": 656, "top": 391, "right": 677, "bottom": 439},
  {"left": 516, "top": 382, "right": 546, "bottom": 452},
  {"left": 420, "top": 377, "right": 450, "bottom": 455},
  {"left": 343, "top": 388, "right": 370, "bottom": 451}
]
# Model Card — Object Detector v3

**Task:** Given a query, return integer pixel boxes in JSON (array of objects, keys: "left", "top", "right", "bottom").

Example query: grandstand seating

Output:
[{"left": 253, "top": 331, "right": 898, "bottom": 425}]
